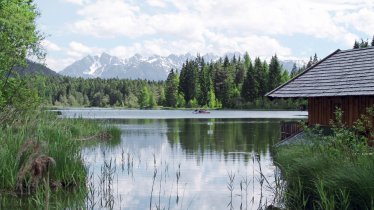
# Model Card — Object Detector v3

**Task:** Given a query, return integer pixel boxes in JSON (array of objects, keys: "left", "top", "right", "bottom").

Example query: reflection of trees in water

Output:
[{"left": 166, "top": 119, "right": 280, "bottom": 160}]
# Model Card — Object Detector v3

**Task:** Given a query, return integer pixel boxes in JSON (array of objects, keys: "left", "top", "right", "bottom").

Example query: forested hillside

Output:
[{"left": 34, "top": 53, "right": 308, "bottom": 109}]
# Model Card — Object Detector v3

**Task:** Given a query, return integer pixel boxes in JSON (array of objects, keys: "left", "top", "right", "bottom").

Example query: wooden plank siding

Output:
[{"left": 308, "top": 96, "right": 374, "bottom": 127}]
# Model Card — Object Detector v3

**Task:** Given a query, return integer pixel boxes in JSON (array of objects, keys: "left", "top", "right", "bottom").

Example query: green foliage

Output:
[
  {"left": 31, "top": 54, "right": 306, "bottom": 110},
  {"left": 275, "top": 108, "right": 374, "bottom": 210},
  {"left": 353, "top": 37, "right": 372, "bottom": 49},
  {"left": 241, "top": 60, "right": 257, "bottom": 102},
  {"left": 0, "top": 0, "right": 44, "bottom": 111},
  {"left": 0, "top": 110, "right": 120, "bottom": 208},
  {"left": 268, "top": 55, "right": 282, "bottom": 91},
  {"left": 187, "top": 98, "right": 199, "bottom": 108},
  {"left": 165, "top": 69, "right": 179, "bottom": 107},
  {"left": 176, "top": 93, "right": 186, "bottom": 108},
  {"left": 139, "top": 85, "right": 150, "bottom": 108}
]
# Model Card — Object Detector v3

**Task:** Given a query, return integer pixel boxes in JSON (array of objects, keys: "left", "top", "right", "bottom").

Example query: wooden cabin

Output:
[{"left": 267, "top": 47, "right": 374, "bottom": 129}]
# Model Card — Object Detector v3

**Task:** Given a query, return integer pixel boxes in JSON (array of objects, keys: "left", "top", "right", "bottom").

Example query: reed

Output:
[{"left": 0, "top": 110, "right": 120, "bottom": 208}]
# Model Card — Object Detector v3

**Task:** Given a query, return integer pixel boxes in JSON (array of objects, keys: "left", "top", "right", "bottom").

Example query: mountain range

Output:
[{"left": 60, "top": 53, "right": 306, "bottom": 81}]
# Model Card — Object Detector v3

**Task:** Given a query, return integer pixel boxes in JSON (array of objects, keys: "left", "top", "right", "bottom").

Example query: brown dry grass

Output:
[{"left": 15, "top": 139, "right": 55, "bottom": 195}]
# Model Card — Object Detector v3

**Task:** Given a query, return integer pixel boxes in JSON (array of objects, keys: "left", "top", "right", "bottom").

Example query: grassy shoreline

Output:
[
  {"left": 274, "top": 121, "right": 374, "bottom": 210},
  {"left": 0, "top": 109, "right": 120, "bottom": 209}
]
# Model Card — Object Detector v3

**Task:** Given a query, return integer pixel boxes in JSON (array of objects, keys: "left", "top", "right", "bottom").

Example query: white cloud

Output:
[
  {"left": 64, "top": 0, "right": 91, "bottom": 5},
  {"left": 44, "top": 56, "right": 75, "bottom": 72},
  {"left": 67, "top": 41, "right": 102, "bottom": 58},
  {"left": 45, "top": 0, "right": 374, "bottom": 70},
  {"left": 334, "top": 8, "right": 374, "bottom": 36},
  {"left": 108, "top": 34, "right": 291, "bottom": 59},
  {"left": 69, "top": 0, "right": 365, "bottom": 46},
  {"left": 146, "top": 0, "right": 167, "bottom": 8},
  {"left": 41, "top": 40, "right": 61, "bottom": 52}
]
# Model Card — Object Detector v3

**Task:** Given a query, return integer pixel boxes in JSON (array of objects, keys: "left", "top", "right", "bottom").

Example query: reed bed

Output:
[{"left": 0, "top": 109, "right": 120, "bottom": 209}]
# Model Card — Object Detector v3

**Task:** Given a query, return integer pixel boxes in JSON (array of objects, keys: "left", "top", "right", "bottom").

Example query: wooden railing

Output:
[{"left": 280, "top": 121, "right": 303, "bottom": 140}]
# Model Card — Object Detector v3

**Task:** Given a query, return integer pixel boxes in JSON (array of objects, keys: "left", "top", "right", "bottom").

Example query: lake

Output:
[{"left": 60, "top": 109, "right": 307, "bottom": 210}]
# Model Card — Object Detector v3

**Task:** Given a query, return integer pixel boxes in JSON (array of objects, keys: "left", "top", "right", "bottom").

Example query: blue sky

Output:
[{"left": 35, "top": 0, "right": 374, "bottom": 71}]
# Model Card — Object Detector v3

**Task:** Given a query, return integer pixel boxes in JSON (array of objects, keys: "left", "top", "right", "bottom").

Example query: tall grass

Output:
[
  {"left": 274, "top": 108, "right": 374, "bottom": 210},
  {"left": 0, "top": 109, "right": 120, "bottom": 208}
]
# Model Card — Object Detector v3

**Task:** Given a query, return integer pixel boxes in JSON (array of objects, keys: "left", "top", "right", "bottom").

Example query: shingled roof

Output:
[{"left": 266, "top": 47, "right": 374, "bottom": 98}]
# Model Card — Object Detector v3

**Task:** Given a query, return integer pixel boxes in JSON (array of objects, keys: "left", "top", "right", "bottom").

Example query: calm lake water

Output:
[{"left": 60, "top": 109, "right": 307, "bottom": 210}]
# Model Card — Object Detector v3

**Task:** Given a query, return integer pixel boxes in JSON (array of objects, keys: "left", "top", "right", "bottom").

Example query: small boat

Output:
[{"left": 193, "top": 109, "right": 210, "bottom": 114}]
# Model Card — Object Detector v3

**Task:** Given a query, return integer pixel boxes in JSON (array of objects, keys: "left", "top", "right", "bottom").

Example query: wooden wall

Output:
[{"left": 308, "top": 96, "right": 374, "bottom": 127}]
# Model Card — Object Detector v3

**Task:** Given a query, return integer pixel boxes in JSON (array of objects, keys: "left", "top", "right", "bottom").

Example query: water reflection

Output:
[{"left": 82, "top": 118, "right": 285, "bottom": 210}]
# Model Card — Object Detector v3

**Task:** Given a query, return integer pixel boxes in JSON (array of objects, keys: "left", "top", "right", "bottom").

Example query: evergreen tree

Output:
[
  {"left": 178, "top": 62, "right": 188, "bottom": 101},
  {"left": 221, "top": 75, "right": 234, "bottom": 107},
  {"left": 281, "top": 70, "right": 290, "bottom": 84},
  {"left": 243, "top": 52, "right": 251, "bottom": 70},
  {"left": 213, "top": 62, "right": 227, "bottom": 102},
  {"left": 207, "top": 79, "right": 217, "bottom": 108},
  {"left": 290, "top": 63, "right": 298, "bottom": 78},
  {"left": 165, "top": 69, "right": 179, "bottom": 107},
  {"left": 241, "top": 59, "right": 257, "bottom": 102},
  {"left": 179, "top": 60, "right": 199, "bottom": 103},
  {"left": 268, "top": 55, "right": 282, "bottom": 91},
  {"left": 313, "top": 53, "right": 318, "bottom": 65},
  {"left": 353, "top": 40, "right": 360, "bottom": 49},
  {"left": 234, "top": 61, "right": 245, "bottom": 87},
  {"left": 254, "top": 57, "right": 267, "bottom": 98},
  {"left": 139, "top": 85, "right": 150, "bottom": 108},
  {"left": 371, "top": 35, "right": 374, "bottom": 47},
  {"left": 198, "top": 64, "right": 210, "bottom": 106},
  {"left": 360, "top": 39, "right": 369, "bottom": 48},
  {"left": 306, "top": 56, "right": 313, "bottom": 68}
]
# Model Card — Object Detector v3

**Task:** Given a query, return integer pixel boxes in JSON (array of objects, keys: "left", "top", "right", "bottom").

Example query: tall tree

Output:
[
  {"left": 213, "top": 62, "right": 227, "bottom": 102},
  {"left": 254, "top": 57, "right": 267, "bottom": 97},
  {"left": 198, "top": 64, "right": 210, "bottom": 106},
  {"left": 241, "top": 59, "right": 257, "bottom": 102},
  {"left": 313, "top": 53, "right": 318, "bottom": 64},
  {"left": 178, "top": 60, "right": 200, "bottom": 103},
  {"left": 0, "top": 0, "right": 44, "bottom": 110},
  {"left": 268, "top": 55, "right": 282, "bottom": 91},
  {"left": 165, "top": 69, "right": 179, "bottom": 107},
  {"left": 290, "top": 63, "right": 298, "bottom": 78},
  {"left": 139, "top": 85, "right": 150, "bottom": 108}
]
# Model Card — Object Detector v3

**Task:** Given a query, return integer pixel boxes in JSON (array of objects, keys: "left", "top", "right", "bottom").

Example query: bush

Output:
[{"left": 274, "top": 108, "right": 374, "bottom": 210}]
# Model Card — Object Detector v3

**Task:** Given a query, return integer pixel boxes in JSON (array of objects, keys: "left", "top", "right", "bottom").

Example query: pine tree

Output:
[
  {"left": 360, "top": 39, "right": 369, "bottom": 48},
  {"left": 198, "top": 64, "right": 212, "bottom": 106},
  {"left": 139, "top": 85, "right": 150, "bottom": 108},
  {"left": 243, "top": 52, "right": 251, "bottom": 70},
  {"left": 268, "top": 55, "right": 282, "bottom": 91},
  {"left": 306, "top": 56, "right": 313, "bottom": 68},
  {"left": 241, "top": 59, "right": 257, "bottom": 102},
  {"left": 254, "top": 57, "right": 267, "bottom": 98},
  {"left": 371, "top": 35, "right": 374, "bottom": 47},
  {"left": 290, "top": 63, "right": 298, "bottom": 78},
  {"left": 165, "top": 69, "right": 179, "bottom": 107},
  {"left": 234, "top": 61, "right": 245, "bottom": 87},
  {"left": 214, "top": 63, "right": 227, "bottom": 102},
  {"left": 178, "top": 60, "right": 199, "bottom": 103},
  {"left": 313, "top": 53, "right": 318, "bottom": 65},
  {"left": 353, "top": 40, "right": 360, "bottom": 49}
]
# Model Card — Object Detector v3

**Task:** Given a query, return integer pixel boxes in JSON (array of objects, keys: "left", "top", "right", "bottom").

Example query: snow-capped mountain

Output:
[
  {"left": 60, "top": 52, "right": 305, "bottom": 80},
  {"left": 60, "top": 53, "right": 199, "bottom": 81}
]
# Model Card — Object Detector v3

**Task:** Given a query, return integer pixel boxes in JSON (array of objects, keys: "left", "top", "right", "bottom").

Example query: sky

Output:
[{"left": 35, "top": 0, "right": 374, "bottom": 72}]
